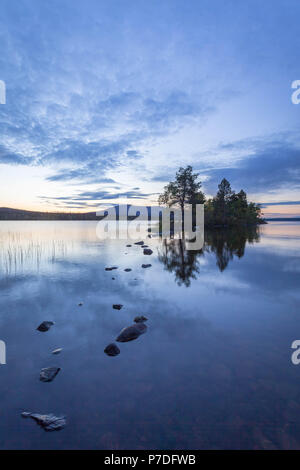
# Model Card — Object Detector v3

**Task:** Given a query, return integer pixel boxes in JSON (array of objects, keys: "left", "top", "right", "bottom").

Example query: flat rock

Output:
[
  {"left": 143, "top": 248, "right": 153, "bottom": 255},
  {"left": 134, "top": 241, "right": 144, "bottom": 245},
  {"left": 134, "top": 315, "right": 148, "bottom": 323},
  {"left": 104, "top": 343, "right": 120, "bottom": 356},
  {"left": 21, "top": 412, "right": 66, "bottom": 431},
  {"left": 142, "top": 264, "right": 152, "bottom": 268},
  {"left": 51, "top": 348, "right": 62, "bottom": 355},
  {"left": 40, "top": 367, "right": 61, "bottom": 382},
  {"left": 116, "top": 323, "right": 147, "bottom": 342},
  {"left": 37, "top": 321, "right": 54, "bottom": 332},
  {"left": 113, "top": 304, "right": 123, "bottom": 310}
]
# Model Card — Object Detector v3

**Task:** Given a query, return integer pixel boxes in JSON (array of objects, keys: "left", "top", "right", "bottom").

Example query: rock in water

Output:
[
  {"left": 134, "top": 315, "right": 148, "bottom": 323},
  {"left": 78, "top": 302, "right": 83, "bottom": 306},
  {"left": 113, "top": 304, "right": 123, "bottom": 310},
  {"left": 37, "top": 321, "right": 54, "bottom": 332},
  {"left": 104, "top": 343, "right": 120, "bottom": 356},
  {"left": 40, "top": 367, "right": 61, "bottom": 382},
  {"left": 142, "top": 264, "right": 152, "bottom": 268},
  {"left": 143, "top": 248, "right": 153, "bottom": 255},
  {"left": 21, "top": 412, "right": 66, "bottom": 431},
  {"left": 135, "top": 323, "right": 147, "bottom": 333},
  {"left": 105, "top": 266, "right": 118, "bottom": 271},
  {"left": 124, "top": 268, "right": 132, "bottom": 272},
  {"left": 126, "top": 244, "right": 132, "bottom": 247},
  {"left": 51, "top": 348, "right": 62, "bottom": 355},
  {"left": 116, "top": 323, "right": 147, "bottom": 342},
  {"left": 134, "top": 241, "right": 144, "bottom": 245},
  {"left": 141, "top": 245, "right": 148, "bottom": 248}
]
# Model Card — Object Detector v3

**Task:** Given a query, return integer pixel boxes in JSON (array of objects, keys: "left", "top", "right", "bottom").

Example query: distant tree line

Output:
[{"left": 158, "top": 165, "right": 265, "bottom": 226}]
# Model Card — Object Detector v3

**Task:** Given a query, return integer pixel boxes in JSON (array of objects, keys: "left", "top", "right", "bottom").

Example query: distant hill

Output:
[
  {"left": 0, "top": 207, "right": 99, "bottom": 220},
  {"left": 0, "top": 206, "right": 153, "bottom": 220},
  {"left": 265, "top": 217, "right": 300, "bottom": 222}
]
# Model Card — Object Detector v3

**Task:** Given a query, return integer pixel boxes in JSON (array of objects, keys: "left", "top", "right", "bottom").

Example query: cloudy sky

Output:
[{"left": 0, "top": 0, "right": 300, "bottom": 217}]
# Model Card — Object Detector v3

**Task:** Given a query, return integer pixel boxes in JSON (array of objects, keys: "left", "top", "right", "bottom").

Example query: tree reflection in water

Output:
[
  {"left": 158, "top": 226, "right": 260, "bottom": 286},
  {"left": 158, "top": 238, "right": 201, "bottom": 287}
]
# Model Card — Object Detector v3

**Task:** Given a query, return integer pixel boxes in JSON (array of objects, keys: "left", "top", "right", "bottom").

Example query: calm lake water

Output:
[{"left": 0, "top": 220, "right": 299, "bottom": 449}]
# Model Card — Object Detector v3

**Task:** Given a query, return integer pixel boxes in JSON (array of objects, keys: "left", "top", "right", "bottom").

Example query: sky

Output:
[{"left": 0, "top": 0, "right": 300, "bottom": 217}]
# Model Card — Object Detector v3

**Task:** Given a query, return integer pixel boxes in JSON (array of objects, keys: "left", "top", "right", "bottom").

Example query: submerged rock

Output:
[
  {"left": 134, "top": 315, "right": 148, "bottom": 323},
  {"left": 51, "top": 348, "right": 62, "bottom": 355},
  {"left": 104, "top": 343, "right": 120, "bottom": 357},
  {"left": 134, "top": 241, "right": 144, "bottom": 245},
  {"left": 116, "top": 323, "right": 147, "bottom": 342},
  {"left": 142, "top": 264, "right": 152, "bottom": 268},
  {"left": 143, "top": 248, "right": 153, "bottom": 255},
  {"left": 40, "top": 367, "right": 61, "bottom": 382},
  {"left": 37, "top": 321, "right": 54, "bottom": 332},
  {"left": 113, "top": 304, "right": 123, "bottom": 310},
  {"left": 124, "top": 268, "right": 132, "bottom": 272},
  {"left": 21, "top": 412, "right": 66, "bottom": 431}
]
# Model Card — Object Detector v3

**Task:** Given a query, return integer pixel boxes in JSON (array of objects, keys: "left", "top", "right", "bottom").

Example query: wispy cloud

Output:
[{"left": 196, "top": 134, "right": 300, "bottom": 200}]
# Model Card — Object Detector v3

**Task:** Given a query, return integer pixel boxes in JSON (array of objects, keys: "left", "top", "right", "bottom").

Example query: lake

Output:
[{"left": 0, "top": 220, "right": 299, "bottom": 449}]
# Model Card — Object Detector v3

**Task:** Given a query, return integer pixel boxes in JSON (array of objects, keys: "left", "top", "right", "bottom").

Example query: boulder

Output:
[
  {"left": 40, "top": 367, "right": 61, "bottom": 382},
  {"left": 113, "top": 304, "right": 123, "bottom": 310},
  {"left": 143, "top": 248, "right": 153, "bottom": 255},
  {"left": 21, "top": 412, "right": 66, "bottom": 431},
  {"left": 134, "top": 315, "right": 148, "bottom": 323},
  {"left": 37, "top": 321, "right": 54, "bottom": 332},
  {"left": 116, "top": 323, "right": 147, "bottom": 342},
  {"left": 104, "top": 343, "right": 120, "bottom": 357}
]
